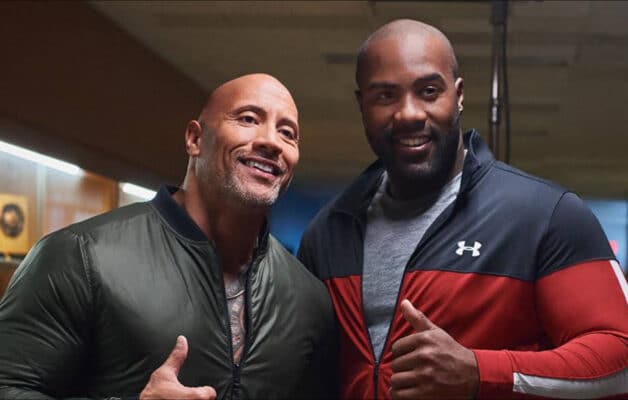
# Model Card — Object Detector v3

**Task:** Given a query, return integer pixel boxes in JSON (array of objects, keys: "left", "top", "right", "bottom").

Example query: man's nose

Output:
[
  {"left": 393, "top": 94, "right": 427, "bottom": 125},
  {"left": 252, "top": 124, "right": 282, "bottom": 157}
]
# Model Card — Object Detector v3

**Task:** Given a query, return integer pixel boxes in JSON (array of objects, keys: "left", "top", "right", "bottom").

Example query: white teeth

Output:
[
  {"left": 397, "top": 137, "right": 429, "bottom": 147},
  {"left": 245, "top": 160, "right": 274, "bottom": 174}
]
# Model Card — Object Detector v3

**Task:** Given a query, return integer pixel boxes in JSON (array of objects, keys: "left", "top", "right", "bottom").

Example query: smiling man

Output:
[
  {"left": 298, "top": 19, "right": 628, "bottom": 399},
  {"left": 0, "top": 73, "right": 336, "bottom": 400}
]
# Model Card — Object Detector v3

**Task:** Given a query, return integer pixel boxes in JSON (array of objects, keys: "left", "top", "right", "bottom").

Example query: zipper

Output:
[
  {"left": 221, "top": 265, "right": 252, "bottom": 400},
  {"left": 371, "top": 259, "right": 412, "bottom": 400},
  {"left": 354, "top": 216, "right": 383, "bottom": 400},
  {"left": 220, "top": 274, "right": 237, "bottom": 400},
  {"left": 233, "top": 268, "right": 252, "bottom": 400},
  {"left": 373, "top": 362, "right": 379, "bottom": 399},
  {"left": 336, "top": 171, "right": 387, "bottom": 398},
  {"left": 362, "top": 207, "right": 450, "bottom": 399},
  {"left": 338, "top": 210, "right": 386, "bottom": 399}
]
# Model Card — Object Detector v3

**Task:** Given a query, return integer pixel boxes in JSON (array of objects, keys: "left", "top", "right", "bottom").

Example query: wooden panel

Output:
[
  {"left": 0, "top": 261, "right": 18, "bottom": 299},
  {"left": 43, "top": 170, "right": 118, "bottom": 235}
]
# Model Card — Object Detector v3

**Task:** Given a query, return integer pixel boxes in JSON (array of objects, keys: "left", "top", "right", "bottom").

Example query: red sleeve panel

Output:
[{"left": 475, "top": 260, "right": 628, "bottom": 399}]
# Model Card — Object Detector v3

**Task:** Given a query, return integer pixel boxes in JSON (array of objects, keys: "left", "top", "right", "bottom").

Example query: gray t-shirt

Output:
[{"left": 362, "top": 171, "right": 462, "bottom": 361}]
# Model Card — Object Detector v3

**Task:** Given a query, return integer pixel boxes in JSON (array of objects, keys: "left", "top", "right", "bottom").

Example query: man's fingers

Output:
[
  {"left": 390, "top": 348, "right": 418, "bottom": 372},
  {"left": 390, "top": 386, "right": 419, "bottom": 400},
  {"left": 191, "top": 385, "right": 217, "bottom": 400},
  {"left": 390, "top": 371, "right": 417, "bottom": 390},
  {"left": 162, "top": 335, "right": 189, "bottom": 375},
  {"left": 142, "top": 384, "right": 216, "bottom": 400},
  {"left": 400, "top": 299, "right": 434, "bottom": 332}
]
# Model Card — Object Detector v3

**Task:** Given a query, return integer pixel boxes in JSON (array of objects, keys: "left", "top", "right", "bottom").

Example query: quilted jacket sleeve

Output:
[{"left": 0, "top": 229, "right": 94, "bottom": 399}]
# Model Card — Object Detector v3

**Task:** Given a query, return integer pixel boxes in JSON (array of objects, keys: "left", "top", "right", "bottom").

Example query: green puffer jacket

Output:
[{"left": 0, "top": 186, "right": 337, "bottom": 400}]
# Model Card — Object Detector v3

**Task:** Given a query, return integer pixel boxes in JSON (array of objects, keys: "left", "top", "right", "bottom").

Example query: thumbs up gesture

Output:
[
  {"left": 390, "top": 300, "right": 479, "bottom": 400},
  {"left": 140, "top": 336, "right": 217, "bottom": 400}
]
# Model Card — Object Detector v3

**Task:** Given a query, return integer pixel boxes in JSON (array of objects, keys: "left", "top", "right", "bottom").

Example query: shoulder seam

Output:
[
  {"left": 492, "top": 163, "right": 565, "bottom": 190},
  {"left": 74, "top": 232, "right": 94, "bottom": 311},
  {"left": 535, "top": 191, "right": 571, "bottom": 280}
]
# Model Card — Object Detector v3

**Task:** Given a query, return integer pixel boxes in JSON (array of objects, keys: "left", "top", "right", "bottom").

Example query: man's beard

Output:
[
  {"left": 221, "top": 170, "right": 288, "bottom": 208},
  {"left": 404, "top": 125, "right": 460, "bottom": 191},
  {"left": 381, "top": 111, "right": 462, "bottom": 196},
  {"left": 197, "top": 158, "right": 289, "bottom": 209}
]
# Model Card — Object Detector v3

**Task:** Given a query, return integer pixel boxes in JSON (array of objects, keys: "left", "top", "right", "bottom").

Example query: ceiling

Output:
[{"left": 87, "top": 0, "right": 628, "bottom": 197}]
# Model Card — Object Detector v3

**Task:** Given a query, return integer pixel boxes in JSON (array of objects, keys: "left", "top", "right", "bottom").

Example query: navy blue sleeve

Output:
[{"left": 537, "top": 192, "right": 615, "bottom": 279}]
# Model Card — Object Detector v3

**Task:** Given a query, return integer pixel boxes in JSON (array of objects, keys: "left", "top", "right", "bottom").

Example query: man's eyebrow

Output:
[
  {"left": 366, "top": 73, "right": 447, "bottom": 91},
  {"left": 414, "top": 73, "right": 446, "bottom": 85},
  {"left": 366, "top": 82, "right": 399, "bottom": 91},
  {"left": 230, "top": 104, "right": 267, "bottom": 117}
]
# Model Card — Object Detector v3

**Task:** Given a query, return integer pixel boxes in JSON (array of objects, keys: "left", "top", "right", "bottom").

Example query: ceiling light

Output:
[
  {"left": 0, "top": 140, "right": 82, "bottom": 176},
  {"left": 120, "top": 182, "right": 156, "bottom": 200}
]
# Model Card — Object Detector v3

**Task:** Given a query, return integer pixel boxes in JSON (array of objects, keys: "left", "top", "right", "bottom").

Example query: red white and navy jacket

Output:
[{"left": 298, "top": 130, "right": 628, "bottom": 399}]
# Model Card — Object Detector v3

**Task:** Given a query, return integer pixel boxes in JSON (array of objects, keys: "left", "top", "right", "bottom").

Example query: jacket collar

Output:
[
  {"left": 330, "top": 129, "right": 494, "bottom": 217},
  {"left": 150, "top": 185, "right": 270, "bottom": 253},
  {"left": 459, "top": 129, "right": 494, "bottom": 196}
]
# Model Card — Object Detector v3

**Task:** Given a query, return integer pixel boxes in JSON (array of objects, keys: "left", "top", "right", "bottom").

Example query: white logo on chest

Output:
[{"left": 455, "top": 241, "right": 482, "bottom": 257}]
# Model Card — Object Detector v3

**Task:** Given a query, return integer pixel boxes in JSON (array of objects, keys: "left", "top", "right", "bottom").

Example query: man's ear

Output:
[
  {"left": 455, "top": 77, "right": 464, "bottom": 110},
  {"left": 185, "top": 120, "right": 203, "bottom": 156}
]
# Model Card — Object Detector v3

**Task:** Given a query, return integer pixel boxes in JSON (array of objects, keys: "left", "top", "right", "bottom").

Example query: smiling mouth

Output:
[
  {"left": 241, "top": 159, "right": 281, "bottom": 176},
  {"left": 394, "top": 136, "right": 431, "bottom": 147}
]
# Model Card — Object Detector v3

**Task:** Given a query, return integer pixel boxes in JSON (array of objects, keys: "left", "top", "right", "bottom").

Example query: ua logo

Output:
[{"left": 456, "top": 241, "right": 482, "bottom": 257}]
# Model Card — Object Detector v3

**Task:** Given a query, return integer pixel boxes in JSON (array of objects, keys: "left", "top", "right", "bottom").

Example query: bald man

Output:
[
  {"left": 0, "top": 74, "right": 337, "bottom": 400},
  {"left": 298, "top": 19, "right": 628, "bottom": 399}
]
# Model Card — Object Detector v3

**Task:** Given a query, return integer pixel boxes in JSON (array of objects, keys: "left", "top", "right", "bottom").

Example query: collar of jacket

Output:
[
  {"left": 330, "top": 129, "right": 495, "bottom": 218},
  {"left": 150, "top": 185, "right": 270, "bottom": 254}
]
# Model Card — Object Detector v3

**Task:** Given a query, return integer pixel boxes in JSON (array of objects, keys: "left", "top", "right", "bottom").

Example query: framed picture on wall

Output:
[{"left": 0, "top": 194, "right": 29, "bottom": 255}]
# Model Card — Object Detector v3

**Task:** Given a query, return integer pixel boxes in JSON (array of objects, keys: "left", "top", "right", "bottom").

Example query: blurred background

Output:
[{"left": 0, "top": 1, "right": 626, "bottom": 289}]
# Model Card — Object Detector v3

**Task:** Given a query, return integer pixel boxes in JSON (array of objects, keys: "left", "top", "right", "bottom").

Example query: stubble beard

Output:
[
  {"left": 222, "top": 170, "right": 284, "bottom": 209},
  {"left": 197, "top": 158, "right": 284, "bottom": 210}
]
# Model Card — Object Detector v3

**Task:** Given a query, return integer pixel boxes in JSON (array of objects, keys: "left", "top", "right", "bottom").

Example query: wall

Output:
[
  {"left": 0, "top": 1, "right": 207, "bottom": 190},
  {"left": 0, "top": 150, "right": 117, "bottom": 259}
]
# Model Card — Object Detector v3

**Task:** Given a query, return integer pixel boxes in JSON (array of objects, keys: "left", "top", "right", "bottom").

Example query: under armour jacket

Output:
[{"left": 298, "top": 130, "right": 628, "bottom": 399}]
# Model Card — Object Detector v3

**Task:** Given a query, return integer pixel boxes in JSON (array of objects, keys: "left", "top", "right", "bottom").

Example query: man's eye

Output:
[
  {"left": 376, "top": 91, "right": 394, "bottom": 101},
  {"left": 421, "top": 86, "right": 440, "bottom": 98},
  {"left": 239, "top": 115, "right": 257, "bottom": 124},
  {"left": 280, "top": 128, "right": 298, "bottom": 141}
]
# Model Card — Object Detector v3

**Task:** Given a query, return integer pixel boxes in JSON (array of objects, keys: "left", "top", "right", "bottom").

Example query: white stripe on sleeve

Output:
[
  {"left": 610, "top": 260, "right": 628, "bottom": 305},
  {"left": 513, "top": 368, "right": 628, "bottom": 399}
]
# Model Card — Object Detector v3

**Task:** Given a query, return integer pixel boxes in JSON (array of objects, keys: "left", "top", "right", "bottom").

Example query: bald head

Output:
[
  {"left": 355, "top": 19, "right": 459, "bottom": 88},
  {"left": 199, "top": 73, "right": 297, "bottom": 128}
]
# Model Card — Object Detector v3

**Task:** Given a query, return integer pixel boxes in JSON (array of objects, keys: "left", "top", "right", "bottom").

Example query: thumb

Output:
[
  {"left": 400, "top": 299, "right": 435, "bottom": 332},
  {"left": 162, "top": 335, "right": 189, "bottom": 375}
]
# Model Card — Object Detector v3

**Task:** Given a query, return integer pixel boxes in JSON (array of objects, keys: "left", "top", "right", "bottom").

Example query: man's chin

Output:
[
  {"left": 388, "top": 163, "right": 449, "bottom": 192},
  {"left": 229, "top": 185, "right": 281, "bottom": 208}
]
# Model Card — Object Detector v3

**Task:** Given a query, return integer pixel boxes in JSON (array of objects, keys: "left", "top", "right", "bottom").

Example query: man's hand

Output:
[
  {"left": 140, "top": 336, "right": 216, "bottom": 400},
  {"left": 390, "top": 300, "right": 479, "bottom": 400}
]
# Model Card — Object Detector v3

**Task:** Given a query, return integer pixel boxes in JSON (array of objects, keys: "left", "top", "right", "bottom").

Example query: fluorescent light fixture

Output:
[
  {"left": 0, "top": 139, "right": 82, "bottom": 175},
  {"left": 121, "top": 182, "right": 156, "bottom": 200}
]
